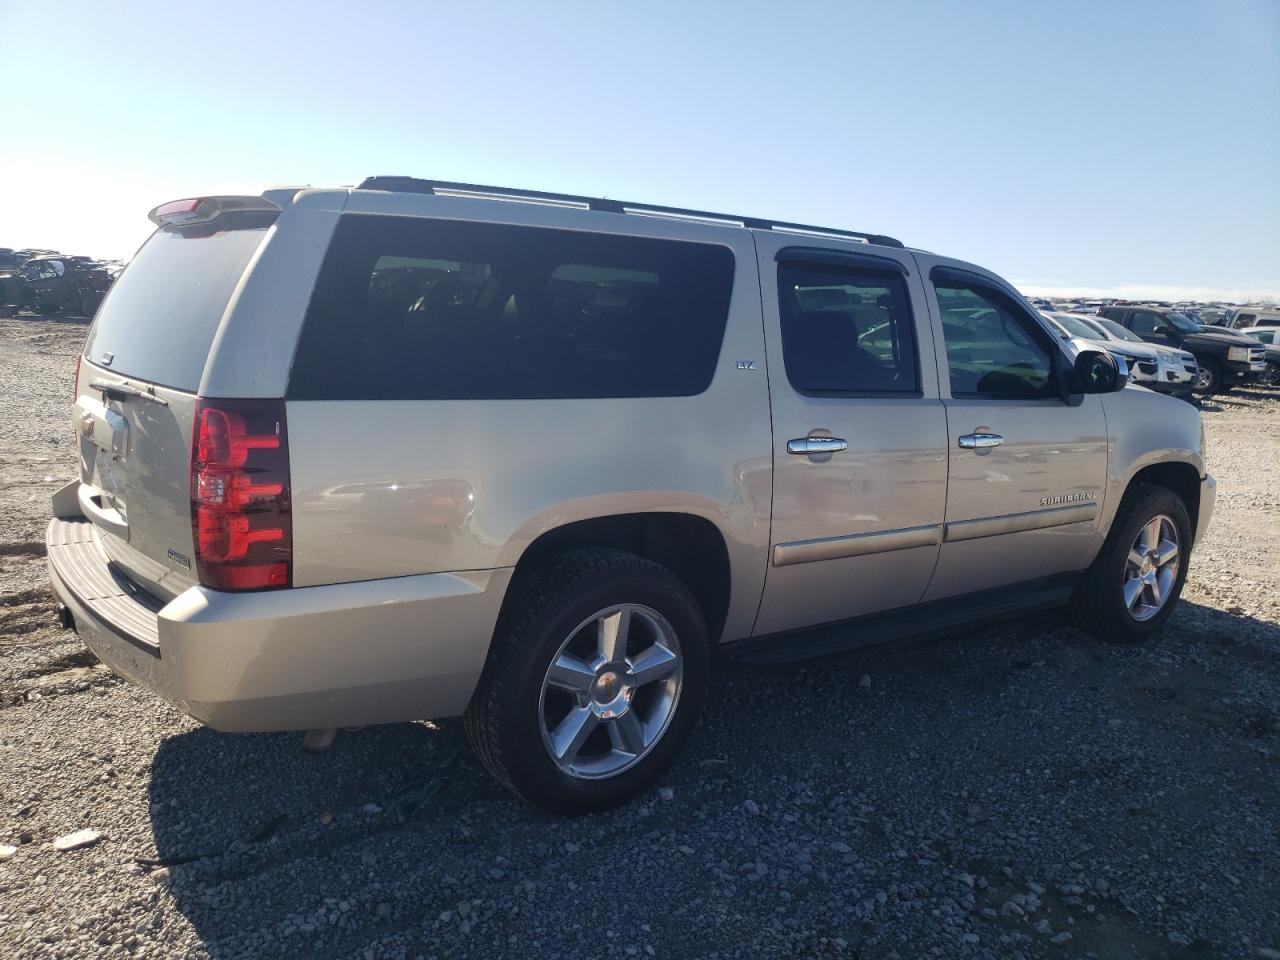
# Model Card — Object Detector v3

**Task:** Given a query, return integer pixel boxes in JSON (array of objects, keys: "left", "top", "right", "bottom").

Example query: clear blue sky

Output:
[{"left": 2, "top": 0, "right": 1277, "bottom": 300}]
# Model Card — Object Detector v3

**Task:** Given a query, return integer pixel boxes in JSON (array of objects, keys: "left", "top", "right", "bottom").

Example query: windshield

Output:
[
  {"left": 1095, "top": 318, "right": 1144, "bottom": 343},
  {"left": 1055, "top": 315, "right": 1102, "bottom": 339},
  {"left": 1165, "top": 312, "right": 1202, "bottom": 333}
]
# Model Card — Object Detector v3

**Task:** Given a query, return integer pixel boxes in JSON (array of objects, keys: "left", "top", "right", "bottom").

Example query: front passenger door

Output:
[{"left": 919, "top": 262, "right": 1110, "bottom": 601}]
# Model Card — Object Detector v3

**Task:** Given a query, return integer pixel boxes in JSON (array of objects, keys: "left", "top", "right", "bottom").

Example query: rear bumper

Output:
[
  {"left": 46, "top": 516, "right": 511, "bottom": 732},
  {"left": 1195, "top": 474, "right": 1216, "bottom": 549}
]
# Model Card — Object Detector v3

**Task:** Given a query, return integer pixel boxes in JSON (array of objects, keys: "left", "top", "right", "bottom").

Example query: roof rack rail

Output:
[{"left": 356, "top": 176, "right": 904, "bottom": 249}]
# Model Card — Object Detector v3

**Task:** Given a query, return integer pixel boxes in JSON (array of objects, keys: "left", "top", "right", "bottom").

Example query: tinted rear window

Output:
[
  {"left": 83, "top": 225, "right": 268, "bottom": 391},
  {"left": 288, "top": 215, "right": 735, "bottom": 400}
]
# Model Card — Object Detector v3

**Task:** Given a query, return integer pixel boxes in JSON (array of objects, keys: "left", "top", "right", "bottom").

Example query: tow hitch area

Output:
[{"left": 56, "top": 603, "right": 74, "bottom": 630}]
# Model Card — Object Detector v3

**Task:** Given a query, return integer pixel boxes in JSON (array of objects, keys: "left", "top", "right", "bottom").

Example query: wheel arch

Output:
[
  {"left": 1121, "top": 460, "right": 1202, "bottom": 546},
  {"left": 509, "top": 512, "right": 735, "bottom": 646}
]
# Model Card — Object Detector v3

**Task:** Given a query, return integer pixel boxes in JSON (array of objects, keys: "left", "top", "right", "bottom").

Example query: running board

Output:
[{"left": 728, "top": 578, "right": 1077, "bottom": 665}]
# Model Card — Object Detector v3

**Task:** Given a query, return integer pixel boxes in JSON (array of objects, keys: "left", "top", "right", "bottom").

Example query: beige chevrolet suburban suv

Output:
[{"left": 48, "top": 178, "right": 1215, "bottom": 814}]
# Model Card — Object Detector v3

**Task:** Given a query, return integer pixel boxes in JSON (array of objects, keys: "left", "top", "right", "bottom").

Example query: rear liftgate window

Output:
[
  {"left": 288, "top": 216, "right": 737, "bottom": 400},
  {"left": 83, "top": 219, "right": 271, "bottom": 392}
]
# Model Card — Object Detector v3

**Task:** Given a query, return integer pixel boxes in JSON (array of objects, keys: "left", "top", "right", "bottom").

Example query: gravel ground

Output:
[{"left": 1, "top": 315, "right": 1278, "bottom": 960}]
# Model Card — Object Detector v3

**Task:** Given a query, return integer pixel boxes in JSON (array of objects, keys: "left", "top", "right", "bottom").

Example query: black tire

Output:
[
  {"left": 1193, "top": 361, "right": 1220, "bottom": 394},
  {"left": 1261, "top": 363, "right": 1280, "bottom": 387},
  {"left": 464, "top": 548, "right": 709, "bottom": 815},
  {"left": 1075, "top": 484, "right": 1192, "bottom": 643}
]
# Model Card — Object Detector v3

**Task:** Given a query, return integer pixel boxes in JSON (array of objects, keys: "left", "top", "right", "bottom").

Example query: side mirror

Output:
[{"left": 1074, "top": 349, "right": 1127, "bottom": 394}]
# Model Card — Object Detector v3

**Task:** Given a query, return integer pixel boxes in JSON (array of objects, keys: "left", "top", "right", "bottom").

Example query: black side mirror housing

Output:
[{"left": 1073, "top": 349, "right": 1127, "bottom": 394}]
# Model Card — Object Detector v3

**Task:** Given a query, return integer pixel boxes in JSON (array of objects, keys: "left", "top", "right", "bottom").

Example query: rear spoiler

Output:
[{"left": 147, "top": 195, "right": 282, "bottom": 227}]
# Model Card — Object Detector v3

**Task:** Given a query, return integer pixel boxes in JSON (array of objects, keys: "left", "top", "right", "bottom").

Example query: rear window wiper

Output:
[{"left": 88, "top": 377, "right": 169, "bottom": 406}]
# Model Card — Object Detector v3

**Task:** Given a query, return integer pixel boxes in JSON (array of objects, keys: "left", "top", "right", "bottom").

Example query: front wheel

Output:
[
  {"left": 1193, "top": 361, "right": 1219, "bottom": 394},
  {"left": 464, "top": 549, "right": 709, "bottom": 815},
  {"left": 1075, "top": 484, "right": 1192, "bottom": 643},
  {"left": 1261, "top": 362, "right": 1280, "bottom": 387}
]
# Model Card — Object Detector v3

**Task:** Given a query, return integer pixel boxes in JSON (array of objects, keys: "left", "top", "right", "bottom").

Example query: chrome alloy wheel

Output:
[
  {"left": 1193, "top": 366, "right": 1214, "bottom": 391},
  {"left": 538, "top": 604, "right": 683, "bottom": 780},
  {"left": 1123, "top": 515, "right": 1180, "bottom": 622}
]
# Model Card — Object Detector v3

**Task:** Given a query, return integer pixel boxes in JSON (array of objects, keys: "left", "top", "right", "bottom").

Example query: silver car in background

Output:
[
  {"left": 1240, "top": 327, "right": 1280, "bottom": 385},
  {"left": 1042, "top": 311, "right": 1197, "bottom": 401}
]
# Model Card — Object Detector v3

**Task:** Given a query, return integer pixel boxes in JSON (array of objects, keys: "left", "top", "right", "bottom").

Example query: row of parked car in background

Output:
[
  {"left": 0, "top": 247, "right": 123, "bottom": 317},
  {"left": 1028, "top": 297, "right": 1279, "bottom": 392}
]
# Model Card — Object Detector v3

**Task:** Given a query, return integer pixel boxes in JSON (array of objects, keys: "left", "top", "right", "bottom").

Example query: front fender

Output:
[{"left": 1098, "top": 387, "right": 1204, "bottom": 534}]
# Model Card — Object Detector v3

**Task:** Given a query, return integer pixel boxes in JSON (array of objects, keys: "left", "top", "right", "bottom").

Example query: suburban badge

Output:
[{"left": 1040, "top": 491, "right": 1097, "bottom": 506}]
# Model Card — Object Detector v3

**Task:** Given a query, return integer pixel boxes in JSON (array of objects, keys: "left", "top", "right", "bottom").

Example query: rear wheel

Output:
[
  {"left": 464, "top": 548, "right": 709, "bottom": 814},
  {"left": 1075, "top": 484, "right": 1191, "bottom": 643}
]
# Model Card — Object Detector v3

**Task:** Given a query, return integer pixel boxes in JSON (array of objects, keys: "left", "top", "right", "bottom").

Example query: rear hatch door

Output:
[{"left": 75, "top": 208, "right": 274, "bottom": 600}]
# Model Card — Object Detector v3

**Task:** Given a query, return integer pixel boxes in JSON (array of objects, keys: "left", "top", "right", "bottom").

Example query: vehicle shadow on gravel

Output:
[{"left": 144, "top": 599, "right": 1278, "bottom": 959}]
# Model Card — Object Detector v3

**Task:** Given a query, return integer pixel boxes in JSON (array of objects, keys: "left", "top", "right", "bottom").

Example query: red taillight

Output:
[
  {"left": 190, "top": 398, "right": 291, "bottom": 591},
  {"left": 150, "top": 198, "right": 204, "bottom": 225}
]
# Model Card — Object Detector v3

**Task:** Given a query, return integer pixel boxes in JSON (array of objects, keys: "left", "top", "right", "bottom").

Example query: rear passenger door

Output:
[
  {"left": 754, "top": 237, "right": 948, "bottom": 636},
  {"left": 917, "top": 260, "right": 1109, "bottom": 600}
]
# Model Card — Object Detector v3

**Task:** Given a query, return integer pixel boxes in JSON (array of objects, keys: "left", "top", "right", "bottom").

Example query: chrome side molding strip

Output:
[
  {"left": 772, "top": 504, "right": 1098, "bottom": 566},
  {"left": 944, "top": 503, "right": 1098, "bottom": 542},
  {"left": 772, "top": 524, "right": 941, "bottom": 567}
]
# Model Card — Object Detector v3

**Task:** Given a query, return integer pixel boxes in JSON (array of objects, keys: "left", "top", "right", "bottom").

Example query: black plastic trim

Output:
[
  {"left": 727, "top": 576, "right": 1075, "bottom": 665},
  {"left": 775, "top": 245, "right": 909, "bottom": 275},
  {"left": 929, "top": 264, "right": 1014, "bottom": 293}
]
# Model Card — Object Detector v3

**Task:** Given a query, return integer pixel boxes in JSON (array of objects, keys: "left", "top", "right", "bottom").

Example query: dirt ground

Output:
[{"left": 1, "top": 315, "right": 1278, "bottom": 960}]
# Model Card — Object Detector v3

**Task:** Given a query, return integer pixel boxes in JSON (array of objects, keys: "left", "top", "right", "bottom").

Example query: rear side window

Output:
[
  {"left": 777, "top": 261, "right": 919, "bottom": 395},
  {"left": 84, "top": 225, "right": 269, "bottom": 391},
  {"left": 288, "top": 216, "right": 735, "bottom": 400}
]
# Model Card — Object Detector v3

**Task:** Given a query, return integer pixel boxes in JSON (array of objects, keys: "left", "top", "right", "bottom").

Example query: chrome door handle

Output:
[
  {"left": 958, "top": 433, "right": 1004, "bottom": 449},
  {"left": 787, "top": 437, "right": 848, "bottom": 455}
]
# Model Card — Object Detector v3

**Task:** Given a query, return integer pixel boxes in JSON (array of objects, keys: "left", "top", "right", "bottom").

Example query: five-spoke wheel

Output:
[
  {"left": 1122, "top": 515, "right": 1180, "bottom": 621},
  {"left": 464, "top": 549, "right": 708, "bottom": 814},
  {"left": 1076, "top": 483, "right": 1192, "bottom": 643},
  {"left": 539, "top": 604, "right": 683, "bottom": 779}
]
